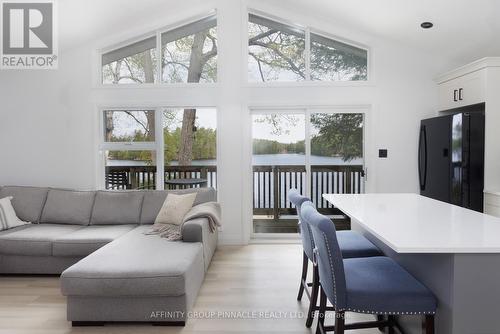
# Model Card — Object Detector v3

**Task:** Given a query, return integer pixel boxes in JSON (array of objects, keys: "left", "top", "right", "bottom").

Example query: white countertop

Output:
[{"left": 323, "top": 193, "right": 500, "bottom": 253}]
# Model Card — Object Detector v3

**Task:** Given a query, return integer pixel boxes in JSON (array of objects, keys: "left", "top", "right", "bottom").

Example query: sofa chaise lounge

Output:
[{"left": 0, "top": 185, "right": 218, "bottom": 325}]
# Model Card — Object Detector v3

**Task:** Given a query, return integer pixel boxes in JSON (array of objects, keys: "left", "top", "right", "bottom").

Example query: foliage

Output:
[
  {"left": 248, "top": 22, "right": 305, "bottom": 81},
  {"left": 310, "top": 36, "right": 367, "bottom": 81},
  {"left": 163, "top": 127, "right": 217, "bottom": 165},
  {"left": 310, "top": 113, "right": 363, "bottom": 161},
  {"left": 107, "top": 126, "right": 217, "bottom": 165},
  {"left": 107, "top": 150, "right": 154, "bottom": 164},
  {"left": 163, "top": 27, "right": 217, "bottom": 83},
  {"left": 103, "top": 49, "right": 157, "bottom": 84},
  {"left": 252, "top": 138, "right": 305, "bottom": 155}
]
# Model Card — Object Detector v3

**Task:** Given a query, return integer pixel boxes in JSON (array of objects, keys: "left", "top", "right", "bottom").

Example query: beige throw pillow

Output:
[{"left": 154, "top": 193, "right": 197, "bottom": 226}]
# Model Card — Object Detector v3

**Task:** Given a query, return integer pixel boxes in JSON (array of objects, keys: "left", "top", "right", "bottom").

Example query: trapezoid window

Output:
[
  {"left": 101, "top": 14, "right": 217, "bottom": 85},
  {"left": 248, "top": 13, "right": 368, "bottom": 82}
]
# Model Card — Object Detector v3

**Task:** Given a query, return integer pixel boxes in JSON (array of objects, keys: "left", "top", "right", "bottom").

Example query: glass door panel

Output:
[
  {"left": 252, "top": 112, "right": 306, "bottom": 233},
  {"left": 310, "top": 112, "right": 365, "bottom": 214}
]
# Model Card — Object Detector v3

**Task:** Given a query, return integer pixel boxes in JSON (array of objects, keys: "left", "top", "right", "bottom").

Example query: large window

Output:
[
  {"left": 101, "top": 14, "right": 217, "bottom": 85},
  {"left": 101, "top": 12, "right": 368, "bottom": 84},
  {"left": 248, "top": 14, "right": 368, "bottom": 82},
  {"left": 100, "top": 108, "right": 217, "bottom": 190},
  {"left": 251, "top": 109, "right": 365, "bottom": 233}
]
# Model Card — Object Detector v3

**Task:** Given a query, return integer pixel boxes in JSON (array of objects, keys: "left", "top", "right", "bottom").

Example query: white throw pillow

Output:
[
  {"left": 154, "top": 193, "right": 197, "bottom": 226},
  {"left": 0, "top": 196, "right": 30, "bottom": 231}
]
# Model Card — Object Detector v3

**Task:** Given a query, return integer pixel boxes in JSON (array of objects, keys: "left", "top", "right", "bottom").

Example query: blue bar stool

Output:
[
  {"left": 301, "top": 201, "right": 437, "bottom": 334},
  {"left": 288, "top": 189, "right": 382, "bottom": 328}
]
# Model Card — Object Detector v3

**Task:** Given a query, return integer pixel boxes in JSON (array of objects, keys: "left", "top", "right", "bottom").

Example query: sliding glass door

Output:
[
  {"left": 251, "top": 108, "right": 365, "bottom": 234},
  {"left": 310, "top": 112, "right": 365, "bottom": 216}
]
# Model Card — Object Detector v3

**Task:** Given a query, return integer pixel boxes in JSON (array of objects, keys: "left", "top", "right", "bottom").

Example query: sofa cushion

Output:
[
  {"left": 91, "top": 191, "right": 144, "bottom": 225},
  {"left": 0, "top": 224, "right": 82, "bottom": 256},
  {"left": 52, "top": 225, "right": 137, "bottom": 257},
  {"left": 0, "top": 196, "right": 30, "bottom": 230},
  {"left": 61, "top": 226, "right": 204, "bottom": 297},
  {"left": 41, "top": 189, "right": 96, "bottom": 225},
  {"left": 0, "top": 186, "right": 48, "bottom": 223},
  {"left": 140, "top": 188, "right": 217, "bottom": 224}
]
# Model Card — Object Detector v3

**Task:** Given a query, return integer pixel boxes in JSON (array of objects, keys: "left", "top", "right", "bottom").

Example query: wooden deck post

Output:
[
  {"left": 345, "top": 169, "right": 352, "bottom": 194},
  {"left": 273, "top": 166, "right": 280, "bottom": 220}
]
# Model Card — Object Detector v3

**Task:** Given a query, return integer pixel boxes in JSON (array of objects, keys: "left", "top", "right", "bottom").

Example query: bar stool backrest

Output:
[
  {"left": 288, "top": 189, "right": 314, "bottom": 261},
  {"left": 302, "top": 201, "right": 347, "bottom": 310}
]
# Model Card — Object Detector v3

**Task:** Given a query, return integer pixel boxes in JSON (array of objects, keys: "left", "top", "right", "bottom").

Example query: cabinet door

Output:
[
  {"left": 438, "top": 80, "right": 459, "bottom": 111},
  {"left": 459, "top": 71, "right": 485, "bottom": 106},
  {"left": 438, "top": 69, "right": 486, "bottom": 110}
]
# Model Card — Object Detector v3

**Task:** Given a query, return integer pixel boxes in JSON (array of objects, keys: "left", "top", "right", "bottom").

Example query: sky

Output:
[
  {"left": 110, "top": 108, "right": 217, "bottom": 138},
  {"left": 252, "top": 114, "right": 305, "bottom": 144}
]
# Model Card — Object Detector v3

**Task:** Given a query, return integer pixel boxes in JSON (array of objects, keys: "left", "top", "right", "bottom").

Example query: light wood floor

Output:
[{"left": 0, "top": 244, "right": 379, "bottom": 334}]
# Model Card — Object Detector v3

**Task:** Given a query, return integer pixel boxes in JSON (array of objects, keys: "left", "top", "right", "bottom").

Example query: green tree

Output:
[{"left": 310, "top": 113, "right": 363, "bottom": 161}]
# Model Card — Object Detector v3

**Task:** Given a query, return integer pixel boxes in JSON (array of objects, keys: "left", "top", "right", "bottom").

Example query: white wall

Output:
[{"left": 0, "top": 0, "right": 450, "bottom": 244}]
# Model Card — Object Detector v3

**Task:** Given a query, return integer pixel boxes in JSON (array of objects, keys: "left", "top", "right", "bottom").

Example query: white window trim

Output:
[
  {"left": 96, "top": 10, "right": 218, "bottom": 88},
  {"left": 246, "top": 8, "right": 372, "bottom": 86},
  {"left": 97, "top": 105, "right": 218, "bottom": 191}
]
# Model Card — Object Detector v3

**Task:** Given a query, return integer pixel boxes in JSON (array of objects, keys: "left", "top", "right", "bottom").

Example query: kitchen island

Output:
[{"left": 323, "top": 193, "right": 500, "bottom": 334}]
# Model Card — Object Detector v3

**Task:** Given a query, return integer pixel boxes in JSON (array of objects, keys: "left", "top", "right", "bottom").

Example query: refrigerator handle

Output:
[{"left": 418, "top": 125, "right": 427, "bottom": 191}]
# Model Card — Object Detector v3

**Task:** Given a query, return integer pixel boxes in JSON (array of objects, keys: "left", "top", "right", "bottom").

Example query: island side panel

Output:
[
  {"left": 452, "top": 254, "right": 500, "bottom": 334},
  {"left": 350, "top": 218, "right": 455, "bottom": 334}
]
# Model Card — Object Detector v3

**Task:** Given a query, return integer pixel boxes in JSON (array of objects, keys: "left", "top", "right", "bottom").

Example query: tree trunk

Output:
[
  {"left": 178, "top": 31, "right": 207, "bottom": 166},
  {"left": 105, "top": 113, "right": 114, "bottom": 142},
  {"left": 178, "top": 109, "right": 197, "bottom": 165}
]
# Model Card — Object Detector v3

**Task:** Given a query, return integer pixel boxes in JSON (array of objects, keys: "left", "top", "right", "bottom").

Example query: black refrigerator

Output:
[{"left": 418, "top": 103, "right": 485, "bottom": 212}]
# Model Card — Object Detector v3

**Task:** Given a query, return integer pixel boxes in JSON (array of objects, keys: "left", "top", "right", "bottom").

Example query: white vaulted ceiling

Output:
[
  {"left": 57, "top": 0, "right": 500, "bottom": 65},
  {"left": 280, "top": 0, "right": 500, "bottom": 65}
]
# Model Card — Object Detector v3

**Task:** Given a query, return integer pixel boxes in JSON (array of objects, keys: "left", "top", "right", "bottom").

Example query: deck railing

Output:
[
  {"left": 105, "top": 164, "right": 364, "bottom": 219},
  {"left": 253, "top": 165, "right": 364, "bottom": 219},
  {"left": 105, "top": 165, "right": 217, "bottom": 190}
]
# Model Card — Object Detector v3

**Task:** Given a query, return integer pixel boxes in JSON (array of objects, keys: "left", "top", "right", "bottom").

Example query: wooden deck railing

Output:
[
  {"left": 253, "top": 165, "right": 364, "bottom": 219},
  {"left": 105, "top": 165, "right": 217, "bottom": 190},
  {"left": 105, "top": 164, "right": 364, "bottom": 219}
]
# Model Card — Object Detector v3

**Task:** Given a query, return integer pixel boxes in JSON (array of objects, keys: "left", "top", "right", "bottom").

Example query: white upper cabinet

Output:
[{"left": 437, "top": 68, "right": 486, "bottom": 111}]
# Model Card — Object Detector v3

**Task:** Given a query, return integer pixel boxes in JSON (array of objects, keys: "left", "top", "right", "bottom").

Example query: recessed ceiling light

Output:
[{"left": 420, "top": 22, "right": 434, "bottom": 29}]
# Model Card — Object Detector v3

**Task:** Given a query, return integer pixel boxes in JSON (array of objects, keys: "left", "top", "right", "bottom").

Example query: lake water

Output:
[{"left": 107, "top": 154, "right": 363, "bottom": 166}]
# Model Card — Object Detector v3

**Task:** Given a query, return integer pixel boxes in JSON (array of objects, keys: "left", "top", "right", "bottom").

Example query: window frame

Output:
[
  {"left": 97, "top": 105, "right": 219, "bottom": 191},
  {"left": 245, "top": 9, "right": 372, "bottom": 86},
  {"left": 247, "top": 105, "right": 370, "bottom": 239},
  {"left": 96, "top": 11, "right": 218, "bottom": 88}
]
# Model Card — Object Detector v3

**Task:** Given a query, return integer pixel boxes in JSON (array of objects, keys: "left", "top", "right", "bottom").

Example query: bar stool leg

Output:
[
  {"left": 297, "top": 251, "right": 308, "bottom": 301},
  {"left": 305, "top": 264, "right": 319, "bottom": 327},
  {"left": 316, "top": 287, "right": 327, "bottom": 334},
  {"left": 334, "top": 310, "right": 345, "bottom": 334},
  {"left": 388, "top": 315, "right": 396, "bottom": 334},
  {"left": 423, "top": 315, "right": 435, "bottom": 334},
  {"left": 376, "top": 314, "right": 385, "bottom": 332}
]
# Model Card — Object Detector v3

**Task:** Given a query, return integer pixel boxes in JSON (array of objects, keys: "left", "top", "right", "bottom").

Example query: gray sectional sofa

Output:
[{"left": 0, "top": 185, "right": 218, "bottom": 326}]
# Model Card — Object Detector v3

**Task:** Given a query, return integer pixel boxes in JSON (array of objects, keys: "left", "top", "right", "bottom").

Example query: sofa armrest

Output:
[{"left": 182, "top": 217, "right": 218, "bottom": 271}]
